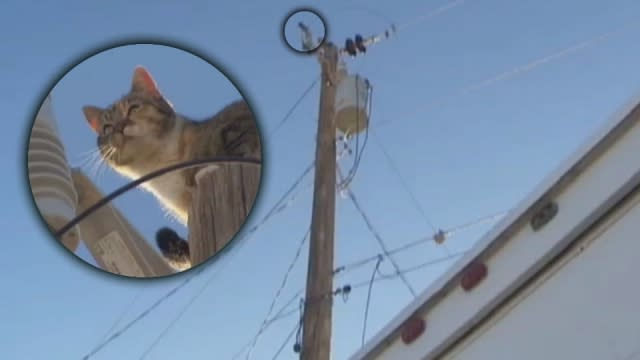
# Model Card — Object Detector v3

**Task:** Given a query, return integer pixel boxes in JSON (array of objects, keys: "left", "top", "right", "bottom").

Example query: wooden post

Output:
[
  {"left": 187, "top": 162, "right": 261, "bottom": 267},
  {"left": 301, "top": 41, "right": 340, "bottom": 360},
  {"left": 71, "top": 169, "right": 175, "bottom": 277}
]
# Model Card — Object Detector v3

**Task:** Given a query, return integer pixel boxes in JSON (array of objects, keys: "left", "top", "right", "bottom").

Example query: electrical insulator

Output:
[
  {"left": 433, "top": 229, "right": 447, "bottom": 244},
  {"left": 293, "top": 343, "right": 301, "bottom": 353},
  {"left": 344, "top": 38, "right": 357, "bottom": 57},
  {"left": 354, "top": 34, "right": 367, "bottom": 53}
]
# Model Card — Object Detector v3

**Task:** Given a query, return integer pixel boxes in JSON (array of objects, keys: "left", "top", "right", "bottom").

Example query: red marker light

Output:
[
  {"left": 461, "top": 262, "right": 488, "bottom": 291},
  {"left": 401, "top": 316, "right": 426, "bottom": 344}
]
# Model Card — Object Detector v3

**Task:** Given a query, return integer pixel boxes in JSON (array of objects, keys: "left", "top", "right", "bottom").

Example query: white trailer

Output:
[{"left": 350, "top": 94, "right": 640, "bottom": 360}]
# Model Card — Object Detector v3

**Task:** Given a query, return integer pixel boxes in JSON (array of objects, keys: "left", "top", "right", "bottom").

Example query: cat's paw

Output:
[{"left": 155, "top": 227, "right": 191, "bottom": 271}]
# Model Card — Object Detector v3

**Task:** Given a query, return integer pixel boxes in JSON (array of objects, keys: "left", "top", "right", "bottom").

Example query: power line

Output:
[
  {"left": 269, "top": 250, "right": 469, "bottom": 326},
  {"left": 138, "top": 262, "right": 228, "bottom": 359},
  {"left": 231, "top": 249, "right": 473, "bottom": 353},
  {"left": 344, "top": 187, "right": 417, "bottom": 297},
  {"left": 370, "top": 129, "right": 438, "bottom": 234},
  {"left": 337, "top": 210, "right": 506, "bottom": 274},
  {"left": 243, "top": 228, "right": 311, "bottom": 360},
  {"left": 239, "top": 162, "right": 314, "bottom": 241},
  {"left": 269, "top": 78, "right": 319, "bottom": 136},
  {"left": 80, "top": 275, "right": 199, "bottom": 360},
  {"left": 361, "top": 255, "right": 383, "bottom": 346},
  {"left": 334, "top": 0, "right": 465, "bottom": 58},
  {"left": 397, "top": 0, "right": 465, "bottom": 31},
  {"left": 270, "top": 322, "right": 300, "bottom": 360},
  {"left": 378, "top": 21, "right": 637, "bottom": 128},
  {"left": 349, "top": 250, "right": 466, "bottom": 290},
  {"left": 268, "top": 210, "right": 506, "bottom": 325},
  {"left": 446, "top": 210, "right": 508, "bottom": 236},
  {"left": 96, "top": 288, "right": 144, "bottom": 344}
]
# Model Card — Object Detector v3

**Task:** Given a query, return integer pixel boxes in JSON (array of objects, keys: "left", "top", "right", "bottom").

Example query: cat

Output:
[{"left": 82, "top": 66, "right": 262, "bottom": 271}]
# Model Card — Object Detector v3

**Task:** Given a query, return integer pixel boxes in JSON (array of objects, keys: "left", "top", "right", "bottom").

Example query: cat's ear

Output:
[
  {"left": 82, "top": 106, "right": 103, "bottom": 133},
  {"left": 131, "top": 66, "right": 162, "bottom": 97}
]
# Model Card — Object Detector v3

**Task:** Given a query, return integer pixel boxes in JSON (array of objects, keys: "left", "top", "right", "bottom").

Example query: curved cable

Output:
[
  {"left": 361, "top": 255, "right": 383, "bottom": 346},
  {"left": 56, "top": 156, "right": 261, "bottom": 237}
]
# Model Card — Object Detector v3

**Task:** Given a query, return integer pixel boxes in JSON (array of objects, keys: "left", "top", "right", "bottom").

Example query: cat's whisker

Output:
[
  {"left": 70, "top": 147, "right": 103, "bottom": 169},
  {"left": 76, "top": 147, "right": 103, "bottom": 158},
  {"left": 89, "top": 150, "right": 106, "bottom": 179},
  {"left": 84, "top": 156, "right": 100, "bottom": 179},
  {"left": 95, "top": 147, "right": 116, "bottom": 184},
  {"left": 84, "top": 146, "right": 108, "bottom": 181}
]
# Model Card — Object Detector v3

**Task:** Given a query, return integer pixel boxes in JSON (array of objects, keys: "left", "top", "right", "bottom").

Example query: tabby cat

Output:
[{"left": 82, "top": 66, "right": 261, "bottom": 271}]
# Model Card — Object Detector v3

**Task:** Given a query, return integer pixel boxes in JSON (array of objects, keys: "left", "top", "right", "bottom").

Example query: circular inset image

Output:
[
  {"left": 26, "top": 42, "right": 263, "bottom": 278},
  {"left": 281, "top": 7, "right": 328, "bottom": 54}
]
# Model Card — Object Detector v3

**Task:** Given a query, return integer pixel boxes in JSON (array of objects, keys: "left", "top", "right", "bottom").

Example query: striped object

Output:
[{"left": 27, "top": 94, "right": 80, "bottom": 252}]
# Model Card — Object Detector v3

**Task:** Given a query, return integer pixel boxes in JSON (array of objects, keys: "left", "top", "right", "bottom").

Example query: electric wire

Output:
[
  {"left": 378, "top": 21, "right": 637, "bottom": 128},
  {"left": 81, "top": 276, "right": 198, "bottom": 360},
  {"left": 268, "top": 210, "right": 507, "bottom": 324},
  {"left": 269, "top": 78, "right": 319, "bottom": 136},
  {"left": 361, "top": 255, "right": 383, "bottom": 346},
  {"left": 334, "top": 0, "right": 464, "bottom": 58},
  {"left": 242, "top": 228, "right": 311, "bottom": 360},
  {"left": 138, "top": 262, "right": 228, "bottom": 359},
  {"left": 270, "top": 322, "right": 300, "bottom": 360},
  {"left": 345, "top": 187, "right": 417, "bottom": 297},
  {"left": 446, "top": 210, "right": 508, "bottom": 236},
  {"left": 269, "top": 250, "right": 469, "bottom": 325},
  {"left": 397, "top": 0, "right": 465, "bottom": 31},
  {"left": 338, "top": 210, "right": 507, "bottom": 275},
  {"left": 233, "top": 207, "right": 501, "bottom": 349},
  {"left": 56, "top": 156, "right": 261, "bottom": 237},
  {"left": 338, "top": 83, "right": 372, "bottom": 190},
  {"left": 371, "top": 129, "right": 438, "bottom": 234},
  {"left": 349, "top": 250, "right": 466, "bottom": 290},
  {"left": 97, "top": 289, "right": 144, "bottom": 344},
  {"left": 337, "top": 2, "right": 396, "bottom": 25}
]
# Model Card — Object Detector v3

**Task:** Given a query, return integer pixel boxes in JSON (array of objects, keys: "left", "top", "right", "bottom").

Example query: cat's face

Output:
[{"left": 82, "top": 66, "right": 176, "bottom": 167}]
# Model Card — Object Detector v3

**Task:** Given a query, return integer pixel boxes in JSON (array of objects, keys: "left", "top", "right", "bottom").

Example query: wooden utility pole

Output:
[
  {"left": 301, "top": 40, "right": 340, "bottom": 360},
  {"left": 187, "top": 163, "right": 261, "bottom": 267}
]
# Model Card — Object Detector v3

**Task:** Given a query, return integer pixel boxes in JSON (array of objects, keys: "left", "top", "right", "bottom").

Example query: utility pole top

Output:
[{"left": 298, "top": 20, "right": 397, "bottom": 59}]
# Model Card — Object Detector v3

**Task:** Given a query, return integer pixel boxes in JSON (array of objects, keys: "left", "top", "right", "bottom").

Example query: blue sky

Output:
[{"left": 2, "top": 0, "right": 640, "bottom": 359}]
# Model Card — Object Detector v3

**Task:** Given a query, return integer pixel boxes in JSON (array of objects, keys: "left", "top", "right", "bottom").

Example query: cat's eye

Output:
[
  {"left": 102, "top": 124, "right": 113, "bottom": 135},
  {"left": 127, "top": 104, "right": 141, "bottom": 116}
]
